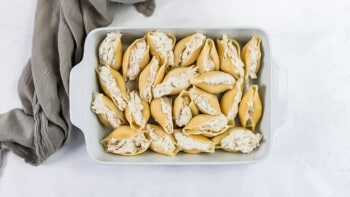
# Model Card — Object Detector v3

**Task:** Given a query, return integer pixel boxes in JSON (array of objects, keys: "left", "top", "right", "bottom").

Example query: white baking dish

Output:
[{"left": 70, "top": 27, "right": 272, "bottom": 165}]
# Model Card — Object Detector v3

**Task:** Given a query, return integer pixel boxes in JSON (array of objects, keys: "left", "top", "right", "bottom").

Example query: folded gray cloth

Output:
[{"left": 0, "top": 0, "right": 155, "bottom": 166}]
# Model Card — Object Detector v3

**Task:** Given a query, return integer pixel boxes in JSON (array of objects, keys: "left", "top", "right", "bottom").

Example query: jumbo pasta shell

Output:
[
  {"left": 173, "top": 90, "right": 199, "bottom": 127},
  {"left": 217, "top": 35, "right": 245, "bottom": 80},
  {"left": 98, "top": 32, "right": 123, "bottom": 70},
  {"left": 212, "top": 127, "right": 262, "bottom": 153},
  {"left": 174, "top": 32, "right": 206, "bottom": 67},
  {"left": 153, "top": 65, "right": 199, "bottom": 98},
  {"left": 91, "top": 93, "right": 127, "bottom": 129},
  {"left": 138, "top": 56, "right": 167, "bottom": 103},
  {"left": 146, "top": 30, "right": 176, "bottom": 66},
  {"left": 190, "top": 86, "right": 221, "bottom": 115},
  {"left": 145, "top": 124, "right": 180, "bottom": 156},
  {"left": 242, "top": 36, "right": 262, "bottom": 81},
  {"left": 191, "top": 71, "right": 235, "bottom": 94},
  {"left": 96, "top": 66, "right": 128, "bottom": 111},
  {"left": 125, "top": 91, "right": 150, "bottom": 130},
  {"left": 101, "top": 125, "right": 150, "bottom": 156},
  {"left": 122, "top": 37, "right": 150, "bottom": 81},
  {"left": 173, "top": 129, "right": 215, "bottom": 154},
  {"left": 220, "top": 79, "right": 244, "bottom": 125},
  {"left": 183, "top": 114, "right": 228, "bottom": 137},
  {"left": 238, "top": 85, "right": 262, "bottom": 131},
  {"left": 150, "top": 97, "right": 174, "bottom": 134},
  {"left": 197, "top": 38, "right": 220, "bottom": 74}
]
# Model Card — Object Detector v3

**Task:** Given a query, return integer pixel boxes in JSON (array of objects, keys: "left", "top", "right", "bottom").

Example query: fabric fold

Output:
[{"left": 0, "top": 0, "right": 155, "bottom": 166}]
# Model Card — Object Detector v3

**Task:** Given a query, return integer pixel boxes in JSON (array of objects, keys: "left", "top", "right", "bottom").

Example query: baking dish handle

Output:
[
  {"left": 69, "top": 61, "right": 85, "bottom": 133},
  {"left": 272, "top": 60, "right": 288, "bottom": 131}
]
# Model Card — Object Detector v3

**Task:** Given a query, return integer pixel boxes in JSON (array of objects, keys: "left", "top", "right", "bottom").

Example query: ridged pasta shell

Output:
[
  {"left": 174, "top": 32, "right": 206, "bottom": 67},
  {"left": 154, "top": 57, "right": 167, "bottom": 86},
  {"left": 242, "top": 36, "right": 262, "bottom": 81},
  {"left": 146, "top": 30, "right": 176, "bottom": 66},
  {"left": 150, "top": 97, "right": 174, "bottom": 134},
  {"left": 212, "top": 127, "right": 262, "bottom": 153},
  {"left": 98, "top": 32, "right": 123, "bottom": 70},
  {"left": 125, "top": 91, "right": 150, "bottom": 130},
  {"left": 153, "top": 65, "right": 199, "bottom": 98},
  {"left": 238, "top": 85, "right": 262, "bottom": 131},
  {"left": 197, "top": 38, "right": 220, "bottom": 74},
  {"left": 145, "top": 124, "right": 180, "bottom": 156},
  {"left": 190, "top": 86, "right": 221, "bottom": 115},
  {"left": 96, "top": 66, "right": 128, "bottom": 111},
  {"left": 183, "top": 114, "right": 228, "bottom": 137},
  {"left": 138, "top": 56, "right": 167, "bottom": 103},
  {"left": 173, "top": 90, "right": 199, "bottom": 127},
  {"left": 91, "top": 93, "right": 127, "bottom": 129},
  {"left": 220, "top": 79, "right": 244, "bottom": 125},
  {"left": 122, "top": 37, "right": 150, "bottom": 81},
  {"left": 173, "top": 129, "right": 215, "bottom": 154},
  {"left": 191, "top": 71, "right": 235, "bottom": 94},
  {"left": 217, "top": 35, "right": 245, "bottom": 80},
  {"left": 101, "top": 125, "right": 150, "bottom": 156}
]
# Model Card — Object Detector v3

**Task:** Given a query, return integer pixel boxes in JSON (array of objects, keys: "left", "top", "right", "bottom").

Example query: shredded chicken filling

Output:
[
  {"left": 248, "top": 41, "right": 261, "bottom": 78},
  {"left": 174, "top": 132, "right": 212, "bottom": 152},
  {"left": 106, "top": 134, "right": 149, "bottom": 155},
  {"left": 141, "top": 59, "right": 159, "bottom": 102},
  {"left": 202, "top": 73, "right": 235, "bottom": 86},
  {"left": 127, "top": 41, "right": 147, "bottom": 80},
  {"left": 153, "top": 67, "right": 198, "bottom": 98},
  {"left": 197, "top": 115, "right": 227, "bottom": 133},
  {"left": 91, "top": 93, "right": 121, "bottom": 128},
  {"left": 246, "top": 96, "right": 254, "bottom": 127},
  {"left": 99, "top": 32, "right": 121, "bottom": 66},
  {"left": 99, "top": 66, "right": 126, "bottom": 111},
  {"left": 128, "top": 92, "right": 146, "bottom": 128},
  {"left": 161, "top": 97, "right": 173, "bottom": 132},
  {"left": 181, "top": 33, "right": 205, "bottom": 61},
  {"left": 221, "top": 129, "right": 262, "bottom": 153},
  {"left": 150, "top": 31, "right": 174, "bottom": 65},
  {"left": 149, "top": 129, "right": 176, "bottom": 153},
  {"left": 221, "top": 35, "right": 244, "bottom": 77},
  {"left": 227, "top": 80, "right": 243, "bottom": 120},
  {"left": 192, "top": 91, "right": 218, "bottom": 115}
]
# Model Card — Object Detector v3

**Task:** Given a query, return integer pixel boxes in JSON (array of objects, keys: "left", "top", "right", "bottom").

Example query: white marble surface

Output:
[{"left": 1, "top": 0, "right": 350, "bottom": 196}]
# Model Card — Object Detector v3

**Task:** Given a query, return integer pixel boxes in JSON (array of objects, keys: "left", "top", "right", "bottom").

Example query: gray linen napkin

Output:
[{"left": 0, "top": 0, "right": 155, "bottom": 166}]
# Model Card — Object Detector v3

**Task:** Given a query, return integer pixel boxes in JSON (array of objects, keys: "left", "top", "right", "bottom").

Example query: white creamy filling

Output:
[
  {"left": 91, "top": 93, "right": 121, "bottom": 128},
  {"left": 128, "top": 41, "right": 147, "bottom": 80},
  {"left": 176, "top": 106, "right": 192, "bottom": 127},
  {"left": 141, "top": 59, "right": 159, "bottom": 102},
  {"left": 227, "top": 90, "right": 242, "bottom": 121},
  {"left": 246, "top": 97, "right": 254, "bottom": 126},
  {"left": 222, "top": 35, "right": 244, "bottom": 77},
  {"left": 99, "top": 32, "right": 122, "bottom": 66},
  {"left": 153, "top": 67, "right": 198, "bottom": 98},
  {"left": 149, "top": 130, "right": 176, "bottom": 153},
  {"left": 182, "top": 33, "right": 205, "bottom": 61},
  {"left": 198, "top": 114, "right": 227, "bottom": 132},
  {"left": 128, "top": 92, "right": 146, "bottom": 128},
  {"left": 202, "top": 73, "right": 235, "bottom": 86},
  {"left": 221, "top": 129, "right": 262, "bottom": 153},
  {"left": 248, "top": 43, "right": 261, "bottom": 78},
  {"left": 161, "top": 97, "right": 173, "bottom": 132},
  {"left": 174, "top": 132, "right": 212, "bottom": 152},
  {"left": 150, "top": 31, "right": 174, "bottom": 65},
  {"left": 99, "top": 66, "right": 126, "bottom": 111},
  {"left": 106, "top": 134, "right": 149, "bottom": 155},
  {"left": 203, "top": 56, "right": 215, "bottom": 72},
  {"left": 192, "top": 92, "right": 217, "bottom": 115}
]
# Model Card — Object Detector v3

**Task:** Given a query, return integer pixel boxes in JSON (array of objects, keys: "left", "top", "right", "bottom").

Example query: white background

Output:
[{"left": 1, "top": 0, "right": 350, "bottom": 196}]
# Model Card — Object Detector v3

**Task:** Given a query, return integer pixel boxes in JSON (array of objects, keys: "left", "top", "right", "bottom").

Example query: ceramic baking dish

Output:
[{"left": 70, "top": 27, "right": 272, "bottom": 165}]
